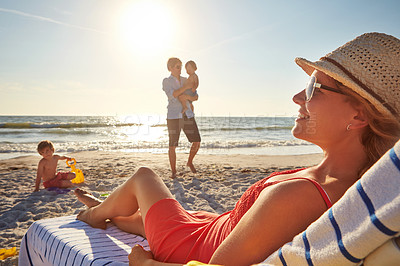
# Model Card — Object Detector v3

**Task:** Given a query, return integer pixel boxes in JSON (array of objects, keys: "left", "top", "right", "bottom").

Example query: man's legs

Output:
[
  {"left": 167, "top": 119, "right": 181, "bottom": 178},
  {"left": 187, "top": 142, "right": 200, "bottom": 173},
  {"left": 182, "top": 116, "right": 201, "bottom": 173},
  {"left": 168, "top": 146, "right": 177, "bottom": 178}
]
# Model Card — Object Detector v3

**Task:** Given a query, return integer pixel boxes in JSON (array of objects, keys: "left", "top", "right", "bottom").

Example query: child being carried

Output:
[{"left": 179, "top": 60, "right": 199, "bottom": 114}]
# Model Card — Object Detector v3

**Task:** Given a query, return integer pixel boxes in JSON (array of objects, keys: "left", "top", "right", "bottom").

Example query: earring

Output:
[{"left": 346, "top": 124, "right": 352, "bottom": 131}]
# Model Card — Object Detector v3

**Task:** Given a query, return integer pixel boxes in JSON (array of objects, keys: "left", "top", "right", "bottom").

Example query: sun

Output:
[{"left": 118, "top": 1, "right": 174, "bottom": 54}]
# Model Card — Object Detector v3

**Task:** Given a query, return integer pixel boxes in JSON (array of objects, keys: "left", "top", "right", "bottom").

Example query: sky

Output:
[{"left": 0, "top": 0, "right": 399, "bottom": 117}]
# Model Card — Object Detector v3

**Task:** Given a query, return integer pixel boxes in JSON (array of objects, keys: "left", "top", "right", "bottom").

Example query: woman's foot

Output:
[
  {"left": 77, "top": 208, "right": 107, "bottom": 229},
  {"left": 74, "top": 188, "right": 102, "bottom": 208}
]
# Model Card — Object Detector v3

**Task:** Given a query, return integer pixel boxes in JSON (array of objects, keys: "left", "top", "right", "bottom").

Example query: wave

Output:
[
  {"left": 0, "top": 122, "right": 142, "bottom": 129},
  {"left": 148, "top": 125, "right": 293, "bottom": 131},
  {"left": 0, "top": 123, "right": 292, "bottom": 133},
  {"left": 0, "top": 139, "right": 312, "bottom": 154},
  {"left": 0, "top": 129, "right": 94, "bottom": 136},
  {"left": 200, "top": 126, "right": 293, "bottom": 132}
]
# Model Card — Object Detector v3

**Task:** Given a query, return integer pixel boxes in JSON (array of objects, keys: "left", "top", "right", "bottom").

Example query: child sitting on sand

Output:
[
  {"left": 34, "top": 140, "right": 75, "bottom": 192},
  {"left": 179, "top": 60, "right": 199, "bottom": 114}
]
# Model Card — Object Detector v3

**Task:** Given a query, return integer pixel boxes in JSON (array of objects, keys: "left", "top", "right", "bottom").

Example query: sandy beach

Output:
[{"left": 0, "top": 151, "right": 322, "bottom": 265}]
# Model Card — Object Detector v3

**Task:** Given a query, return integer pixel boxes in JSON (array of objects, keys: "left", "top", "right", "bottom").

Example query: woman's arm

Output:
[
  {"left": 129, "top": 246, "right": 216, "bottom": 266},
  {"left": 209, "top": 179, "right": 328, "bottom": 265},
  {"left": 129, "top": 245, "right": 183, "bottom": 266}
]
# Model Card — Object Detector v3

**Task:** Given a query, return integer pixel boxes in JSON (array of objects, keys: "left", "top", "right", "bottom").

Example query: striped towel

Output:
[
  {"left": 19, "top": 215, "right": 149, "bottom": 266},
  {"left": 262, "top": 140, "right": 400, "bottom": 265}
]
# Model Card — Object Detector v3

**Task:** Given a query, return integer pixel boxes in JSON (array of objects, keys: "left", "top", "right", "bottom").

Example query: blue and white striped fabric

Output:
[
  {"left": 19, "top": 215, "right": 149, "bottom": 266},
  {"left": 262, "top": 140, "right": 400, "bottom": 265}
]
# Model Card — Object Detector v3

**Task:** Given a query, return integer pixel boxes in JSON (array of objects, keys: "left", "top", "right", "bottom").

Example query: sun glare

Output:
[{"left": 119, "top": 1, "right": 174, "bottom": 54}]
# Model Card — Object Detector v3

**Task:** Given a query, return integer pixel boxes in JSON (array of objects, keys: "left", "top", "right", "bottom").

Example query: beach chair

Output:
[
  {"left": 18, "top": 215, "right": 149, "bottom": 265},
  {"left": 19, "top": 140, "right": 400, "bottom": 265}
]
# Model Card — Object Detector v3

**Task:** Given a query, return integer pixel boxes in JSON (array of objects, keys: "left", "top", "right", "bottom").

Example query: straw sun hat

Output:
[{"left": 295, "top": 32, "right": 400, "bottom": 120}]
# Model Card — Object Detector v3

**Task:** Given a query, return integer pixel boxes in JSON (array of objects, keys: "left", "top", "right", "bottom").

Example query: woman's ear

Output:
[{"left": 350, "top": 109, "right": 369, "bottom": 129}]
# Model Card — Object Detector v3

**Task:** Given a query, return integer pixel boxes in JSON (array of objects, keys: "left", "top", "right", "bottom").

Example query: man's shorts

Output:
[
  {"left": 167, "top": 115, "right": 201, "bottom": 147},
  {"left": 43, "top": 172, "right": 70, "bottom": 188}
]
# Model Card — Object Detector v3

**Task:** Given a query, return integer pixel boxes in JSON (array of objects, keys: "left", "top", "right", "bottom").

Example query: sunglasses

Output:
[{"left": 305, "top": 75, "right": 344, "bottom": 102}]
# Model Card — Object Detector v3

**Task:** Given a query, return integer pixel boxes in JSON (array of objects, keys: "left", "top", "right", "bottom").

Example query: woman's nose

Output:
[{"left": 293, "top": 90, "right": 306, "bottom": 105}]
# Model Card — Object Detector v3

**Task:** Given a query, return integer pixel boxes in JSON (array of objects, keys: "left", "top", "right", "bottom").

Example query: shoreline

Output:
[
  {"left": 0, "top": 151, "right": 323, "bottom": 265},
  {"left": 0, "top": 143, "right": 323, "bottom": 161},
  {"left": 0, "top": 150, "right": 324, "bottom": 171}
]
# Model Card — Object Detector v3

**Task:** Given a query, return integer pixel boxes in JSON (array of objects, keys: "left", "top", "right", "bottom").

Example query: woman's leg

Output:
[
  {"left": 111, "top": 212, "right": 146, "bottom": 237},
  {"left": 75, "top": 188, "right": 146, "bottom": 236},
  {"left": 77, "top": 167, "right": 174, "bottom": 230},
  {"left": 75, "top": 188, "right": 103, "bottom": 207}
]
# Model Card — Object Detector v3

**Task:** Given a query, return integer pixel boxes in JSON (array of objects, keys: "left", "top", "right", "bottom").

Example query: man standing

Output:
[{"left": 163, "top": 57, "right": 201, "bottom": 178}]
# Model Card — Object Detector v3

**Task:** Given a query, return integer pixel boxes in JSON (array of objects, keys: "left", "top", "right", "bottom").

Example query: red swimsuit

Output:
[{"left": 144, "top": 169, "right": 332, "bottom": 263}]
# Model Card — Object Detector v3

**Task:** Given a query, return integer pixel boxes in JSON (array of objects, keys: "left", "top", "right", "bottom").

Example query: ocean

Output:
[{"left": 0, "top": 115, "right": 321, "bottom": 160}]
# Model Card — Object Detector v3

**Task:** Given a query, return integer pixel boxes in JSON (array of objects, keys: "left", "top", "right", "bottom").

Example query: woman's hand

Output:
[{"left": 129, "top": 245, "right": 154, "bottom": 266}]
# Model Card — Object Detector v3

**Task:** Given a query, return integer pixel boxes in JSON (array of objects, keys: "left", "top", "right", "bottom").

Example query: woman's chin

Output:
[
  {"left": 291, "top": 124, "right": 306, "bottom": 138},
  {"left": 291, "top": 126, "right": 313, "bottom": 143}
]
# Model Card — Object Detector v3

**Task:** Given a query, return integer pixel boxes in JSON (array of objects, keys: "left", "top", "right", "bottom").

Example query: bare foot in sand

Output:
[
  {"left": 170, "top": 171, "right": 177, "bottom": 179},
  {"left": 187, "top": 162, "right": 197, "bottom": 173},
  {"left": 74, "top": 188, "right": 102, "bottom": 208},
  {"left": 77, "top": 209, "right": 107, "bottom": 229}
]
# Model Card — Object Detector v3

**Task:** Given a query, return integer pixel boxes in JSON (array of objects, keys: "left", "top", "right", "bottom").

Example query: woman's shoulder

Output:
[
  {"left": 265, "top": 168, "right": 306, "bottom": 181},
  {"left": 257, "top": 175, "right": 329, "bottom": 212}
]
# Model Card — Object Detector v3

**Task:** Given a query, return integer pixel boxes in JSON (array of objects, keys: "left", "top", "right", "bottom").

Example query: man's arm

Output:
[
  {"left": 163, "top": 78, "right": 178, "bottom": 101},
  {"left": 172, "top": 77, "right": 193, "bottom": 98},
  {"left": 172, "top": 86, "right": 189, "bottom": 98}
]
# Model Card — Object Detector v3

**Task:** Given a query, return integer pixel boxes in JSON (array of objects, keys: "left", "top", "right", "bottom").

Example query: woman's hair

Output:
[
  {"left": 185, "top": 60, "right": 197, "bottom": 71},
  {"left": 337, "top": 81, "right": 400, "bottom": 175},
  {"left": 37, "top": 140, "right": 54, "bottom": 153},
  {"left": 167, "top": 57, "right": 182, "bottom": 71}
]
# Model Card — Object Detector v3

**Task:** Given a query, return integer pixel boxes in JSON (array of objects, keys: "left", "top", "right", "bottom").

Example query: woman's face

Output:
[{"left": 292, "top": 70, "right": 359, "bottom": 147}]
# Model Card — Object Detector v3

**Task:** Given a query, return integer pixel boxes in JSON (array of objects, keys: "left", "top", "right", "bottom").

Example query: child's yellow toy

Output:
[
  {"left": 0, "top": 247, "right": 17, "bottom": 260},
  {"left": 66, "top": 158, "right": 85, "bottom": 184}
]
